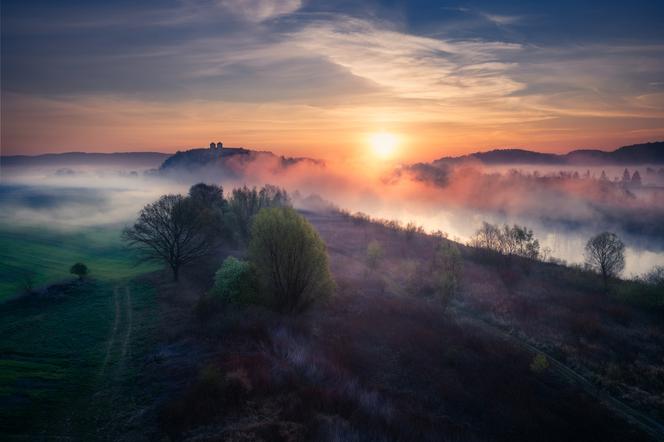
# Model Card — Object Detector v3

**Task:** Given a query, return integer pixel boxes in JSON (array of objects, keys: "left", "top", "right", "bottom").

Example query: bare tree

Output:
[
  {"left": 123, "top": 194, "right": 217, "bottom": 281},
  {"left": 585, "top": 232, "right": 625, "bottom": 292},
  {"left": 469, "top": 222, "right": 502, "bottom": 250}
]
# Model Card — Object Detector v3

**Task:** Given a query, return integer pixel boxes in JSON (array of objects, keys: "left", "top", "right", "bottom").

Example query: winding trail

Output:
[
  {"left": 99, "top": 286, "right": 121, "bottom": 377},
  {"left": 119, "top": 285, "right": 133, "bottom": 366}
]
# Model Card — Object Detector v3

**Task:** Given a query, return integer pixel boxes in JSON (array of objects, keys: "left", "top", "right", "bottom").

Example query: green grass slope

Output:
[
  {"left": 0, "top": 224, "right": 157, "bottom": 300},
  {"left": 0, "top": 280, "right": 158, "bottom": 438}
]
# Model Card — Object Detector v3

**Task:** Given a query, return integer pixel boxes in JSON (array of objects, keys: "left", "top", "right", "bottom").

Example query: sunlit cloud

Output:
[
  {"left": 2, "top": 1, "right": 664, "bottom": 158},
  {"left": 217, "top": 0, "right": 302, "bottom": 22}
]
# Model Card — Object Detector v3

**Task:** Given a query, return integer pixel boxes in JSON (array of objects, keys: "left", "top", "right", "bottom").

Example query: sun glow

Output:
[{"left": 369, "top": 132, "right": 398, "bottom": 159}]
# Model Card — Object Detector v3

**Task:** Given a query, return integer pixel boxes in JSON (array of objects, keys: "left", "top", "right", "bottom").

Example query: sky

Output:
[{"left": 2, "top": 0, "right": 664, "bottom": 161}]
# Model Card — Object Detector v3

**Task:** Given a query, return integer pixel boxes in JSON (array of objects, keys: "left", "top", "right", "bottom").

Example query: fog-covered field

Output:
[{"left": 1, "top": 159, "right": 663, "bottom": 282}]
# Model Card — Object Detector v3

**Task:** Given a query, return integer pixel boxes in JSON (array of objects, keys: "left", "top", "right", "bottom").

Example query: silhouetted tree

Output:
[
  {"left": 500, "top": 224, "right": 540, "bottom": 259},
  {"left": 469, "top": 222, "right": 502, "bottom": 251},
  {"left": 249, "top": 207, "right": 333, "bottom": 313},
  {"left": 585, "top": 232, "right": 625, "bottom": 292},
  {"left": 622, "top": 168, "right": 631, "bottom": 183},
  {"left": 189, "top": 183, "right": 225, "bottom": 208},
  {"left": 631, "top": 170, "right": 642, "bottom": 187},
  {"left": 70, "top": 262, "right": 88, "bottom": 280},
  {"left": 188, "top": 183, "right": 230, "bottom": 238},
  {"left": 470, "top": 222, "right": 539, "bottom": 260},
  {"left": 123, "top": 195, "right": 217, "bottom": 281}
]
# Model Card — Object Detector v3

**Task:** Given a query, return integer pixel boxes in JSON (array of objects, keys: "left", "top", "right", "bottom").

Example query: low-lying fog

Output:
[{"left": 1, "top": 159, "right": 663, "bottom": 277}]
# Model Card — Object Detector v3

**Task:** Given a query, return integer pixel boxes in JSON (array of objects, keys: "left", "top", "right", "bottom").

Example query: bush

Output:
[
  {"left": 70, "top": 262, "right": 88, "bottom": 280},
  {"left": 250, "top": 207, "right": 334, "bottom": 313},
  {"left": 432, "top": 241, "right": 462, "bottom": 309},
  {"left": 211, "top": 257, "right": 258, "bottom": 305},
  {"left": 530, "top": 354, "right": 549, "bottom": 373},
  {"left": 366, "top": 240, "right": 384, "bottom": 271}
]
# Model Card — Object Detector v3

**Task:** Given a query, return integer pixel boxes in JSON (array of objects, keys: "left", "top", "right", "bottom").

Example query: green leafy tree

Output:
[
  {"left": 249, "top": 207, "right": 333, "bottom": 313},
  {"left": 585, "top": 231, "right": 625, "bottom": 292},
  {"left": 70, "top": 262, "right": 88, "bottom": 280},
  {"left": 211, "top": 257, "right": 258, "bottom": 304}
]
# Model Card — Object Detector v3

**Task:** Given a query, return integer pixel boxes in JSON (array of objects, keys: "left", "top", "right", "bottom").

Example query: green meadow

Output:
[
  {"left": 0, "top": 223, "right": 157, "bottom": 300},
  {"left": 0, "top": 280, "right": 159, "bottom": 438},
  {"left": 0, "top": 223, "right": 162, "bottom": 438}
]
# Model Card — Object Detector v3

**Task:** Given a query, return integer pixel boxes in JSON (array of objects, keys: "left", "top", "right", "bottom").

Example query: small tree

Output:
[
  {"left": 431, "top": 241, "right": 462, "bottom": 310},
  {"left": 501, "top": 224, "right": 540, "bottom": 259},
  {"left": 585, "top": 232, "right": 625, "bottom": 292},
  {"left": 366, "top": 240, "right": 384, "bottom": 271},
  {"left": 70, "top": 263, "right": 88, "bottom": 280},
  {"left": 123, "top": 194, "right": 218, "bottom": 281},
  {"left": 211, "top": 257, "right": 257, "bottom": 304},
  {"left": 469, "top": 222, "right": 502, "bottom": 251},
  {"left": 249, "top": 207, "right": 334, "bottom": 313},
  {"left": 228, "top": 185, "right": 290, "bottom": 241}
]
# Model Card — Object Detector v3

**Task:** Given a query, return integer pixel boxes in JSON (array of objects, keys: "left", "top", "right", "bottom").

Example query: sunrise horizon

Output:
[
  {"left": 2, "top": 2, "right": 664, "bottom": 441},
  {"left": 3, "top": 1, "right": 664, "bottom": 162}
]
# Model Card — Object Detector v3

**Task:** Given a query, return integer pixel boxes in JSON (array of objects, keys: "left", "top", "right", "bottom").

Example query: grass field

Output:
[
  {"left": 0, "top": 223, "right": 158, "bottom": 300},
  {"left": 0, "top": 222, "right": 163, "bottom": 438},
  {"left": 0, "top": 279, "right": 159, "bottom": 438}
]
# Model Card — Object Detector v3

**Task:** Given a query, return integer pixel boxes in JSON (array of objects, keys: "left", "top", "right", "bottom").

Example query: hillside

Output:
[
  {"left": 158, "top": 146, "right": 323, "bottom": 174},
  {"left": 433, "top": 141, "right": 664, "bottom": 166},
  {"left": 133, "top": 209, "right": 663, "bottom": 441}
]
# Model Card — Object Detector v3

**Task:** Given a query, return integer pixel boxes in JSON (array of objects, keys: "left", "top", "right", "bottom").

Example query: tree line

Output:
[{"left": 122, "top": 183, "right": 333, "bottom": 313}]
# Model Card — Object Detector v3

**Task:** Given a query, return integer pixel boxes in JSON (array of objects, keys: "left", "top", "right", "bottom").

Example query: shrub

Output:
[
  {"left": 211, "top": 257, "right": 258, "bottom": 305},
  {"left": 250, "top": 207, "right": 334, "bottom": 313},
  {"left": 530, "top": 354, "right": 549, "bottom": 373},
  {"left": 70, "top": 262, "right": 88, "bottom": 280},
  {"left": 432, "top": 241, "right": 462, "bottom": 309},
  {"left": 366, "top": 240, "right": 384, "bottom": 271}
]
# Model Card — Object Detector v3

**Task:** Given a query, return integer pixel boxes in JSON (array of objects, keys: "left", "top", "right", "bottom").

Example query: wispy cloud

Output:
[
  {"left": 217, "top": 0, "right": 302, "bottom": 22},
  {"left": 2, "top": 1, "right": 664, "bottom": 157},
  {"left": 290, "top": 17, "right": 524, "bottom": 101}
]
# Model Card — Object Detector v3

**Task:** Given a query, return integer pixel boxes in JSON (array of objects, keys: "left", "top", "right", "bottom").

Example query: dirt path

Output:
[
  {"left": 99, "top": 286, "right": 121, "bottom": 377},
  {"left": 119, "top": 285, "right": 133, "bottom": 367}
]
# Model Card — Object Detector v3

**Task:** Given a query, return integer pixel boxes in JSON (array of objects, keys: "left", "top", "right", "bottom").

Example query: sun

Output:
[{"left": 369, "top": 132, "right": 398, "bottom": 159}]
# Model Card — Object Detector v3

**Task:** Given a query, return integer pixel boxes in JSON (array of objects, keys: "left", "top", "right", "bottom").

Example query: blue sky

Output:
[{"left": 2, "top": 0, "right": 664, "bottom": 159}]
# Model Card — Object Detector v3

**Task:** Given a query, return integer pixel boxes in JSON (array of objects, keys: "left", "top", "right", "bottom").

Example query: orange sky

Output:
[{"left": 2, "top": 1, "right": 664, "bottom": 162}]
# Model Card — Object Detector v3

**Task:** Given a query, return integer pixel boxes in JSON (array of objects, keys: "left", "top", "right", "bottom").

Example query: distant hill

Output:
[
  {"left": 433, "top": 141, "right": 664, "bottom": 166},
  {"left": 158, "top": 146, "right": 323, "bottom": 174},
  {"left": 1, "top": 152, "right": 169, "bottom": 168}
]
